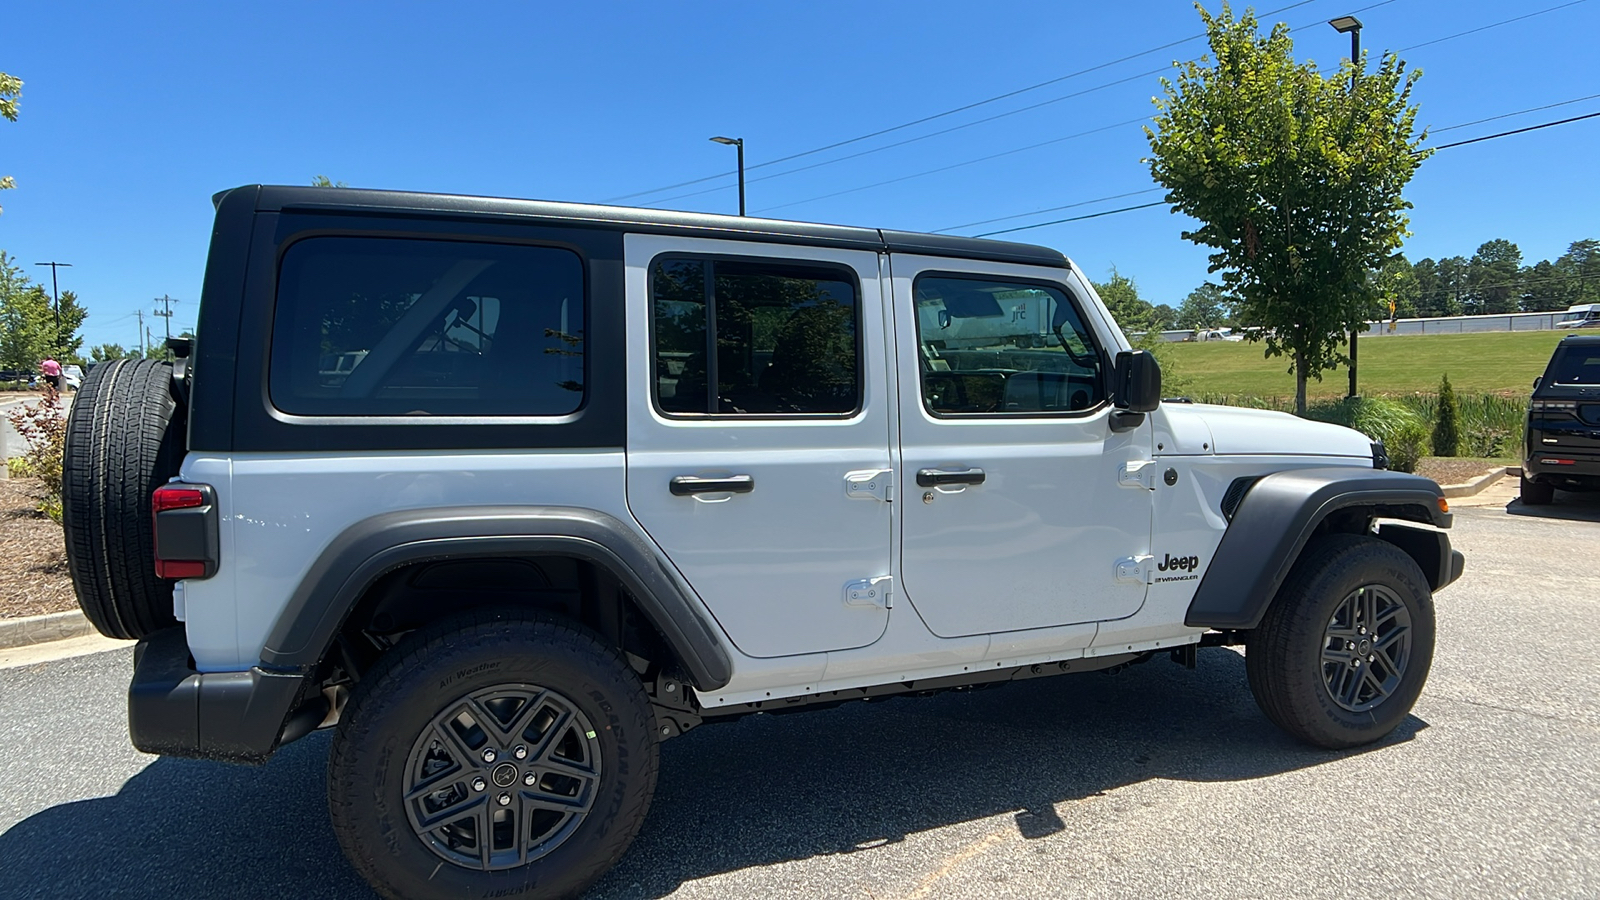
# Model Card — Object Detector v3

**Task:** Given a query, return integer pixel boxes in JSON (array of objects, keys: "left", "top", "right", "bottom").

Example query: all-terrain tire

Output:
[
  {"left": 329, "top": 610, "right": 659, "bottom": 900},
  {"left": 61, "top": 359, "right": 185, "bottom": 640},
  {"left": 1519, "top": 474, "right": 1555, "bottom": 506},
  {"left": 1246, "top": 534, "right": 1436, "bottom": 750}
]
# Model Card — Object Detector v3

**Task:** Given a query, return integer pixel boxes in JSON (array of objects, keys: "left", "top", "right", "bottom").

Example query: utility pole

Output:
[
  {"left": 34, "top": 261, "right": 72, "bottom": 355},
  {"left": 153, "top": 295, "right": 176, "bottom": 359},
  {"left": 135, "top": 309, "right": 146, "bottom": 357}
]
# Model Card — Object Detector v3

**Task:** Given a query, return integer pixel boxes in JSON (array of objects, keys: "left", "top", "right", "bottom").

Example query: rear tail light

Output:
[
  {"left": 1544, "top": 458, "right": 1577, "bottom": 466},
  {"left": 1530, "top": 400, "right": 1576, "bottom": 412},
  {"left": 152, "top": 483, "right": 218, "bottom": 580}
]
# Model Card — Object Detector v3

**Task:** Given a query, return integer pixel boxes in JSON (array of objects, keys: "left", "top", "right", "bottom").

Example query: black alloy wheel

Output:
[{"left": 404, "top": 683, "right": 603, "bottom": 871}]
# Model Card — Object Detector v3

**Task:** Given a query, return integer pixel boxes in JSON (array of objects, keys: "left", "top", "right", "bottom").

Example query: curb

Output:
[
  {"left": 1441, "top": 466, "right": 1515, "bottom": 499},
  {"left": 0, "top": 609, "right": 97, "bottom": 650}
]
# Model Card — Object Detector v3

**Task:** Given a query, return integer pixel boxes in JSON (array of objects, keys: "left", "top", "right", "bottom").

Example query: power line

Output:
[
  {"left": 601, "top": 0, "right": 1347, "bottom": 204},
  {"left": 1426, "top": 109, "right": 1600, "bottom": 150},
  {"left": 1427, "top": 91, "right": 1600, "bottom": 134},
  {"left": 677, "top": 0, "right": 1574, "bottom": 216},
  {"left": 933, "top": 188, "right": 1165, "bottom": 234},
  {"left": 1393, "top": 0, "right": 1590, "bottom": 53},
  {"left": 961, "top": 108, "right": 1600, "bottom": 238}
]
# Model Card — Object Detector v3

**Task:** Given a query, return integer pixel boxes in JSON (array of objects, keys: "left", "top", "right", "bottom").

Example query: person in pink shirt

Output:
[{"left": 40, "top": 357, "right": 61, "bottom": 391}]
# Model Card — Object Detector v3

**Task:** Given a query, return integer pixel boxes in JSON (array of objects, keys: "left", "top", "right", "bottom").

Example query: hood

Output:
[{"left": 1161, "top": 403, "right": 1374, "bottom": 458}]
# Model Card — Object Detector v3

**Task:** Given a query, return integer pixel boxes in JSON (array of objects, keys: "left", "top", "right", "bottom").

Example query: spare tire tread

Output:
[{"left": 62, "top": 359, "right": 184, "bottom": 640}]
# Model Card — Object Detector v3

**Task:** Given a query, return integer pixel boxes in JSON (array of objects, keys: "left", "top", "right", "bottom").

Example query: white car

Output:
[{"left": 62, "top": 185, "right": 1464, "bottom": 900}]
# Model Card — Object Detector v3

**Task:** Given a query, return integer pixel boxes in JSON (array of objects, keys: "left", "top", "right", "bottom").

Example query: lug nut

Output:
[
  {"left": 497, "top": 793, "right": 512, "bottom": 807},
  {"left": 1368, "top": 655, "right": 1376, "bottom": 663},
  {"left": 524, "top": 772, "right": 538, "bottom": 786},
  {"left": 471, "top": 777, "right": 486, "bottom": 792},
  {"left": 1346, "top": 641, "right": 1356, "bottom": 650},
  {"left": 1350, "top": 659, "right": 1361, "bottom": 668},
  {"left": 513, "top": 746, "right": 528, "bottom": 760},
  {"left": 481, "top": 748, "right": 497, "bottom": 763}
]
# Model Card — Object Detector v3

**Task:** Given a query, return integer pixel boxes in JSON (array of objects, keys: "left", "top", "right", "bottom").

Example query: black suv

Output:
[{"left": 1523, "top": 334, "right": 1600, "bottom": 505}]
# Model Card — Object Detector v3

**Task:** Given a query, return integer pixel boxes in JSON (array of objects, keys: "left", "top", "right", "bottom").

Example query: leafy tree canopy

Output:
[
  {"left": 1176, "top": 283, "right": 1230, "bottom": 331},
  {"left": 1145, "top": 3, "right": 1427, "bottom": 412},
  {"left": 1, "top": 72, "right": 20, "bottom": 212}
]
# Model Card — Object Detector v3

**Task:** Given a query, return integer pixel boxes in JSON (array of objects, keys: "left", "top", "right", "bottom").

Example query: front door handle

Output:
[
  {"left": 916, "top": 467, "right": 986, "bottom": 488},
  {"left": 670, "top": 475, "right": 755, "bottom": 496}
]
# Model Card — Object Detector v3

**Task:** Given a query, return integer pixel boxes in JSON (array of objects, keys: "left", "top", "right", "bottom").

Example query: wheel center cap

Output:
[
  {"left": 1357, "top": 638, "right": 1373, "bottom": 656},
  {"left": 491, "top": 762, "right": 518, "bottom": 788}
]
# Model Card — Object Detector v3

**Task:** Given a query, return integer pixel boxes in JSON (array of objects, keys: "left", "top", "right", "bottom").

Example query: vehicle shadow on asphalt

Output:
[
  {"left": 0, "top": 649, "right": 1425, "bottom": 900},
  {"left": 1504, "top": 490, "right": 1600, "bottom": 523}
]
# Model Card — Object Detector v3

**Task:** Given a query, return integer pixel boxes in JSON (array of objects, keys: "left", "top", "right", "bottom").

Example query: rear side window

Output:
[
  {"left": 650, "top": 256, "right": 860, "bottom": 415},
  {"left": 1549, "top": 347, "right": 1600, "bottom": 385},
  {"left": 270, "top": 237, "right": 584, "bottom": 416}
]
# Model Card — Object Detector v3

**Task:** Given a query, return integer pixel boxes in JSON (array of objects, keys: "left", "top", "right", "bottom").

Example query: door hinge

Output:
[
  {"left": 1118, "top": 460, "right": 1157, "bottom": 491},
  {"left": 844, "top": 575, "right": 893, "bottom": 609},
  {"left": 1114, "top": 555, "right": 1155, "bottom": 585},
  {"left": 845, "top": 469, "right": 894, "bottom": 502}
]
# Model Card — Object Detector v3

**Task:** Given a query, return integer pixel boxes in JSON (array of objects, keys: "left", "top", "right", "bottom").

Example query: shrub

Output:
[
  {"left": 1432, "top": 374, "right": 1461, "bottom": 457},
  {"left": 1387, "top": 423, "right": 1428, "bottom": 473},
  {"left": 1303, "top": 396, "right": 1426, "bottom": 449},
  {"left": 6, "top": 384, "right": 67, "bottom": 522}
]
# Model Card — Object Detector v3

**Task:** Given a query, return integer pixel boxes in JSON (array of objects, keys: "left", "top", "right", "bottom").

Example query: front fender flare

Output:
[
  {"left": 1184, "top": 468, "right": 1453, "bottom": 631},
  {"left": 258, "top": 506, "right": 733, "bottom": 691}
]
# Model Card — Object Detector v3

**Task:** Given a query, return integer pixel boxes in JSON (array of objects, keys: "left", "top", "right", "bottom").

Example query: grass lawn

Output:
[{"left": 1164, "top": 330, "right": 1564, "bottom": 398}]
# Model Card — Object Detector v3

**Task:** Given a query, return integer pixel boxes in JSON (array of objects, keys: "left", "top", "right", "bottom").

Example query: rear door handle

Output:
[
  {"left": 670, "top": 475, "right": 755, "bottom": 496},
  {"left": 916, "top": 467, "right": 986, "bottom": 487}
]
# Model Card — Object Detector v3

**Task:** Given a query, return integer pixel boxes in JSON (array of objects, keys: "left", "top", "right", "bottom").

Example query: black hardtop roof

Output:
[
  {"left": 1557, "top": 334, "right": 1600, "bottom": 345},
  {"left": 227, "top": 184, "right": 1071, "bottom": 270}
]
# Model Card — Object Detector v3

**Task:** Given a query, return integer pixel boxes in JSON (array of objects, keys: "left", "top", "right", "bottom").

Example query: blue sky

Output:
[{"left": 2, "top": 0, "right": 1597, "bottom": 352}]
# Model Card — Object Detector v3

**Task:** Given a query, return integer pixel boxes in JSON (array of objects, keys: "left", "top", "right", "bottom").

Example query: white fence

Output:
[{"left": 1142, "top": 310, "right": 1574, "bottom": 343}]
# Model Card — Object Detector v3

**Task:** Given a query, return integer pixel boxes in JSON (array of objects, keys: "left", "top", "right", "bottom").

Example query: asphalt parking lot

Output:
[{"left": 0, "top": 482, "right": 1595, "bottom": 900}]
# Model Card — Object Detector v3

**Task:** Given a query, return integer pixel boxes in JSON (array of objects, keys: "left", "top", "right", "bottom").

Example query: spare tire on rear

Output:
[{"left": 61, "top": 359, "right": 187, "bottom": 640}]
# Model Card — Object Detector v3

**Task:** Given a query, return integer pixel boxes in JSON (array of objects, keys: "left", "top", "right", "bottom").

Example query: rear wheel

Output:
[
  {"left": 1519, "top": 474, "right": 1554, "bottom": 506},
  {"left": 1247, "top": 534, "right": 1436, "bottom": 749},
  {"left": 329, "top": 611, "right": 658, "bottom": 900},
  {"left": 61, "top": 359, "right": 185, "bottom": 639}
]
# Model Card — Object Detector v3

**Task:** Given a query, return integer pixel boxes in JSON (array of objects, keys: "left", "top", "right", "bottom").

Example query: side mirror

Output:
[
  {"left": 1532, "top": 376, "right": 1542, "bottom": 390},
  {"left": 1113, "top": 350, "right": 1162, "bottom": 413}
]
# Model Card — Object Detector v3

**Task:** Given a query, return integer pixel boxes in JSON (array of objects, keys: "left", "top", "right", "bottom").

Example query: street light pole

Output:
[
  {"left": 34, "top": 261, "right": 72, "bottom": 355},
  {"left": 710, "top": 136, "right": 746, "bottom": 215},
  {"left": 1330, "top": 15, "right": 1363, "bottom": 399}
]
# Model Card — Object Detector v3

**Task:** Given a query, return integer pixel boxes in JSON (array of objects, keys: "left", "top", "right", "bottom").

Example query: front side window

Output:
[
  {"left": 651, "top": 256, "right": 860, "bottom": 415},
  {"left": 270, "top": 237, "right": 584, "bottom": 416},
  {"left": 913, "top": 274, "right": 1105, "bottom": 415}
]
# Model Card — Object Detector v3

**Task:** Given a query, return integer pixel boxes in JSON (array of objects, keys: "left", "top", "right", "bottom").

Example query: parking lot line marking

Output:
[{"left": 898, "top": 824, "right": 1017, "bottom": 900}]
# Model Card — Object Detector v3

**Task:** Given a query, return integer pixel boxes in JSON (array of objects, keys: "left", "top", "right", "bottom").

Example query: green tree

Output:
[
  {"left": 1090, "top": 268, "right": 1157, "bottom": 337},
  {"left": 1150, "top": 303, "right": 1178, "bottom": 331},
  {"left": 1555, "top": 239, "right": 1600, "bottom": 306},
  {"left": 0, "top": 252, "right": 89, "bottom": 368},
  {"left": 1466, "top": 239, "right": 1521, "bottom": 314},
  {"left": 311, "top": 175, "right": 348, "bottom": 188},
  {"left": 90, "top": 342, "right": 142, "bottom": 362},
  {"left": 1176, "top": 283, "right": 1229, "bottom": 331},
  {"left": 1377, "top": 254, "right": 1419, "bottom": 321},
  {"left": 0, "top": 72, "right": 18, "bottom": 213},
  {"left": 1144, "top": 4, "right": 1428, "bottom": 413},
  {"left": 1520, "top": 259, "right": 1567, "bottom": 312},
  {"left": 1432, "top": 373, "right": 1460, "bottom": 457}
]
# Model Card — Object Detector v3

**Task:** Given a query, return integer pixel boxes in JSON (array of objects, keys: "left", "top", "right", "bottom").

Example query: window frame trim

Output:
[
  {"left": 265, "top": 231, "right": 592, "bottom": 423},
  {"left": 910, "top": 269, "right": 1113, "bottom": 421},
  {"left": 646, "top": 251, "right": 867, "bottom": 421}
]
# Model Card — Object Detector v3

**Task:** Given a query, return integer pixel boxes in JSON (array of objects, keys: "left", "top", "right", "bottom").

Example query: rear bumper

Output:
[
  {"left": 1525, "top": 450, "right": 1600, "bottom": 488},
  {"left": 129, "top": 627, "right": 319, "bottom": 764}
]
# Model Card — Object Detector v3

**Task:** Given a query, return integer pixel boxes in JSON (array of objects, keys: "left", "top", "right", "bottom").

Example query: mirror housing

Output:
[
  {"left": 1113, "top": 350, "right": 1162, "bottom": 413},
  {"left": 1532, "top": 376, "right": 1542, "bottom": 390}
]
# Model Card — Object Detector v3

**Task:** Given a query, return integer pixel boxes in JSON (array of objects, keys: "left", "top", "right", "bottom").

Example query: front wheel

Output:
[
  {"left": 328, "top": 611, "right": 659, "bottom": 900},
  {"left": 1246, "top": 534, "right": 1436, "bottom": 749}
]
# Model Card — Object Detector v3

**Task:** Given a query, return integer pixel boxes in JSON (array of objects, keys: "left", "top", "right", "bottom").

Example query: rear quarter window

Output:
[
  {"left": 269, "top": 237, "right": 584, "bottom": 416},
  {"left": 1550, "top": 347, "right": 1600, "bottom": 386}
]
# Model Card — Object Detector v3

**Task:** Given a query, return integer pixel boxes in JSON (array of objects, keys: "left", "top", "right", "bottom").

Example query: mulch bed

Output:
[
  {"left": 1414, "top": 457, "right": 1511, "bottom": 487},
  {"left": 0, "top": 477, "right": 77, "bottom": 619}
]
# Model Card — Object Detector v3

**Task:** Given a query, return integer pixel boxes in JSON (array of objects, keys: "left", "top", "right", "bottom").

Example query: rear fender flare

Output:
[
  {"left": 258, "top": 506, "right": 733, "bottom": 691},
  {"left": 1184, "top": 468, "right": 1453, "bottom": 631}
]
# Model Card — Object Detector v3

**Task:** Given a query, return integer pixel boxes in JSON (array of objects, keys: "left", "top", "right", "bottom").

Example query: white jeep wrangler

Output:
[{"left": 63, "top": 185, "right": 1463, "bottom": 900}]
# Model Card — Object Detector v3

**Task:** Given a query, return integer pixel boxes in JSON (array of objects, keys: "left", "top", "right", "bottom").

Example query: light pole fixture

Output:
[
  {"left": 1330, "top": 15, "right": 1363, "bottom": 398},
  {"left": 709, "top": 136, "right": 745, "bottom": 216},
  {"left": 34, "top": 261, "right": 72, "bottom": 355}
]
